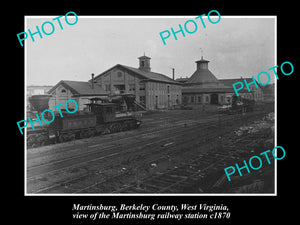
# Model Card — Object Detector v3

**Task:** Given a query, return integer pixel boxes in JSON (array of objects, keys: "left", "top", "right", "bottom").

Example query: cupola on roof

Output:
[
  {"left": 138, "top": 53, "right": 151, "bottom": 72},
  {"left": 186, "top": 57, "right": 219, "bottom": 84}
]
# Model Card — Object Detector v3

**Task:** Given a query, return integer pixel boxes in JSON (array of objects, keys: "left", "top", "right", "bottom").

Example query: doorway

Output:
[{"left": 210, "top": 94, "right": 218, "bottom": 104}]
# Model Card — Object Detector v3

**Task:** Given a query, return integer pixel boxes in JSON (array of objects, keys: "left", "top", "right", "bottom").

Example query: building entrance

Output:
[{"left": 210, "top": 93, "right": 218, "bottom": 104}]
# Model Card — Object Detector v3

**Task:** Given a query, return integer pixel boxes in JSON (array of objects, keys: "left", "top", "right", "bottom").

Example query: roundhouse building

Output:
[{"left": 180, "top": 57, "right": 263, "bottom": 105}]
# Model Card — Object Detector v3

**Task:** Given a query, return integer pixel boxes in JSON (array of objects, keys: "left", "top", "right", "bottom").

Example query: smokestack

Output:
[
  {"left": 172, "top": 68, "right": 175, "bottom": 80},
  {"left": 91, "top": 73, "right": 94, "bottom": 89}
]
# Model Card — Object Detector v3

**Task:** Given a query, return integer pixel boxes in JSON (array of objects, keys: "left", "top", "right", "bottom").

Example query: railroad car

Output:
[
  {"left": 27, "top": 102, "right": 141, "bottom": 148},
  {"left": 219, "top": 96, "right": 255, "bottom": 114},
  {"left": 232, "top": 96, "right": 255, "bottom": 113}
]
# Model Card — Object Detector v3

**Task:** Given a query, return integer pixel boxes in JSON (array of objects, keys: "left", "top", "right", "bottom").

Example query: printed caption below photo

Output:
[{"left": 72, "top": 203, "right": 231, "bottom": 221}]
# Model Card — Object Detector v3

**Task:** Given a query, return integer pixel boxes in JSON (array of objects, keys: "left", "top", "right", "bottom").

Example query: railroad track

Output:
[
  {"left": 113, "top": 130, "right": 273, "bottom": 193},
  {"left": 28, "top": 117, "right": 226, "bottom": 193},
  {"left": 26, "top": 111, "right": 221, "bottom": 150},
  {"left": 27, "top": 117, "right": 218, "bottom": 178},
  {"left": 29, "top": 111, "right": 270, "bottom": 194},
  {"left": 113, "top": 151, "right": 226, "bottom": 193},
  {"left": 27, "top": 112, "right": 226, "bottom": 157}
]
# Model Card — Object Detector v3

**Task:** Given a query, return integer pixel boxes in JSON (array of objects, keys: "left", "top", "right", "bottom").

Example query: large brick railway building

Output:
[
  {"left": 48, "top": 55, "right": 182, "bottom": 111},
  {"left": 92, "top": 55, "right": 182, "bottom": 110}
]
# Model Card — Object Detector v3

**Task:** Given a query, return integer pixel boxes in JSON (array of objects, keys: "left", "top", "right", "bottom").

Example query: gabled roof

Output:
[
  {"left": 260, "top": 83, "right": 274, "bottom": 93},
  {"left": 93, "top": 64, "right": 181, "bottom": 85},
  {"left": 176, "top": 77, "right": 189, "bottom": 83},
  {"left": 48, "top": 80, "right": 107, "bottom": 96}
]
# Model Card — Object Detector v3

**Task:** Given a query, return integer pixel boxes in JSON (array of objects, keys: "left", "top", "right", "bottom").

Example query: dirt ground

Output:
[{"left": 27, "top": 105, "right": 275, "bottom": 194}]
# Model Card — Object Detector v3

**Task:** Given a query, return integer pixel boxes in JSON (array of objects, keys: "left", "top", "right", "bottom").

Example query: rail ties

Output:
[
  {"left": 112, "top": 153, "right": 222, "bottom": 194},
  {"left": 29, "top": 110, "right": 273, "bottom": 194}
]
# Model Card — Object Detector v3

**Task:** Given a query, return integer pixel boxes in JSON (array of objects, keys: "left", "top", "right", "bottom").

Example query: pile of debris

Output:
[
  {"left": 233, "top": 112, "right": 274, "bottom": 137},
  {"left": 263, "top": 112, "right": 274, "bottom": 121}
]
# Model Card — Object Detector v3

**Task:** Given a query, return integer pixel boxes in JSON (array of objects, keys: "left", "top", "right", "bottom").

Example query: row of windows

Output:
[
  {"left": 102, "top": 71, "right": 136, "bottom": 81},
  {"left": 100, "top": 79, "right": 181, "bottom": 94},
  {"left": 241, "top": 93, "right": 263, "bottom": 100},
  {"left": 185, "top": 95, "right": 225, "bottom": 103},
  {"left": 188, "top": 96, "right": 210, "bottom": 103},
  {"left": 147, "top": 83, "right": 180, "bottom": 92},
  {"left": 129, "top": 84, "right": 135, "bottom": 91},
  {"left": 104, "top": 84, "right": 145, "bottom": 92}
]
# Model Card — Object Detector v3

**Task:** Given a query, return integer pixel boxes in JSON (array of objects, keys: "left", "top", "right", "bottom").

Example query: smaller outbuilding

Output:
[{"left": 47, "top": 80, "right": 107, "bottom": 111}]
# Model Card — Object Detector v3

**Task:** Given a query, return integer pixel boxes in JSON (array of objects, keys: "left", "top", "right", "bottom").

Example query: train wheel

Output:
[
  {"left": 58, "top": 134, "right": 66, "bottom": 143},
  {"left": 88, "top": 129, "right": 96, "bottom": 137},
  {"left": 103, "top": 127, "right": 111, "bottom": 134},
  {"left": 27, "top": 133, "right": 48, "bottom": 148},
  {"left": 79, "top": 129, "right": 95, "bottom": 139},
  {"left": 27, "top": 134, "right": 37, "bottom": 148},
  {"left": 85, "top": 129, "right": 96, "bottom": 138},
  {"left": 127, "top": 121, "right": 137, "bottom": 130},
  {"left": 109, "top": 123, "right": 121, "bottom": 133},
  {"left": 59, "top": 133, "right": 75, "bottom": 142},
  {"left": 36, "top": 134, "right": 49, "bottom": 146},
  {"left": 121, "top": 121, "right": 130, "bottom": 131},
  {"left": 80, "top": 130, "right": 89, "bottom": 139}
]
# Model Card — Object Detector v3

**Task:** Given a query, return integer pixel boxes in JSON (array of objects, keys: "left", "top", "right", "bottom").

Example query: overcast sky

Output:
[{"left": 25, "top": 16, "right": 276, "bottom": 86}]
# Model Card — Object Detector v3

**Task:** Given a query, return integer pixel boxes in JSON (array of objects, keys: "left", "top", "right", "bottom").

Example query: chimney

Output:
[
  {"left": 172, "top": 68, "right": 175, "bottom": 80},
  {"left": 91, "top": 73, "right": 94, "bottom": 89}
]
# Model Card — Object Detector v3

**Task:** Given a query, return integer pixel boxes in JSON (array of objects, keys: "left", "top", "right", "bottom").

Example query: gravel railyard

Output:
[{"left": 26, "top": 106, "right": 274, "bottom": 194}]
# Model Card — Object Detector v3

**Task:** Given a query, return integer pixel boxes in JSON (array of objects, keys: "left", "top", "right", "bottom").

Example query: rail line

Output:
[
  {"left": 27, "top": 119, "right": 201, "bottom": 163},
  {"left": 114, "top": 153, "right": 225, "bottom": 193},
  {"left": 35, "top": 125, "right": 223, "bottom": 194},
  {"left": 30, "top": 111, "right": 269, "bottom": 194},
  {"left": 27, "top": 112, "right": 225, "bottom": 160},
  {"left": 132, "top": 142, "right": 271, "bottom": 192},
  {"left": 28, "top": 111, "right": 245, "bottom": 173},
  {"left": 28, "top": 117, "right": 226, "bottom": 192},
  {"left": 113, "top": 126, "right": 274, "bottom": 193},
  {"left": 27, "top": 118, "right": 215, "bottom": 178}
]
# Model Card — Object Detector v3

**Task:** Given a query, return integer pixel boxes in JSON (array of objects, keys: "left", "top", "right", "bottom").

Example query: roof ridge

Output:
[
  {"left": 48, "top": 79, "right": 106, "bottom": 96},
  {"left": 62, "top": 80, "right": 89, "bottom": 83},
  {"left": 118, "top": 64, "right": 180, "bottom": 84},
  {"left": 93, "top": 64, "right": 180, "bottom": 84}
]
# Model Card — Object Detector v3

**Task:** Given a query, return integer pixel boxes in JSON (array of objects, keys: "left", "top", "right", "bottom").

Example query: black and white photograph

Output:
[
  {"left": 24, "top": 15, "right": 276, "bottom": 195},
  {"left": 13, "top": 6, "right": 298, "bottom": 224}
]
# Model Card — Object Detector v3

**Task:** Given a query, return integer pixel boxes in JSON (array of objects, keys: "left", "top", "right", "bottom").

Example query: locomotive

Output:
[{"left": 27, "top": 98, "right": 142, "bottom": 148}]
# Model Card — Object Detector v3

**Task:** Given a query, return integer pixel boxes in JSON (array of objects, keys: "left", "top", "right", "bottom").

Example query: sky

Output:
[{"left": 25, "top": 16, "right": 276, "bottom": 86}]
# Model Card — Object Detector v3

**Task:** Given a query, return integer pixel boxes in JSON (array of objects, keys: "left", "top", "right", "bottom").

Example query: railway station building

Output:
[
  {"left": 92, "top": 55, "right": 182, "bottom": 110},
  {"left": 179, "top": 57, "right": 264, "bottom": 105}
]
